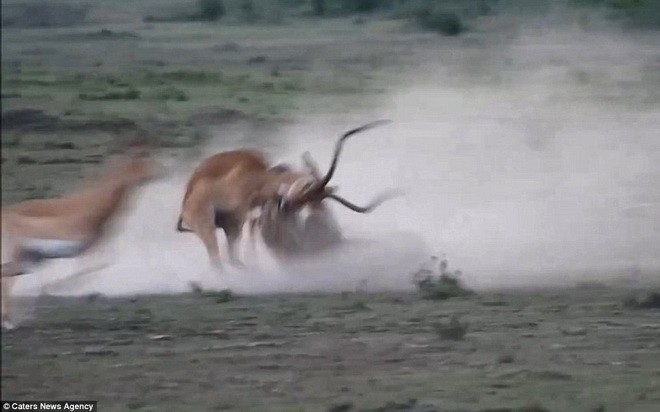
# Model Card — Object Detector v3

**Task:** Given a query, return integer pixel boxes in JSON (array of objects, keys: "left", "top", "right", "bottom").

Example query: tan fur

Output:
[
  {"left": 177, "top": 150, "right": 313, "bottom": 267},
  {"left": 178, "top": 120, "right": 399, "bottom": 268},
  {"left": 1, "top": 147, "right": 161, "bottom": 329}
]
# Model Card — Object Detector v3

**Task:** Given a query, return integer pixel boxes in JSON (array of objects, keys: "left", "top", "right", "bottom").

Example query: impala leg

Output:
[
  {"left": 248, "top": 216, "right": 260, "bottom": 264},
  {"left": 183, "top": 200, "right": 223, "bottom": 269},
  {"left": 225, "top": 222, "right": 245, "bottom": 269},
  {"left": 193, "top": 218, "right": 222, "bottom": 269},
  {"left": 1, "top": 262, "right": 22, "bottom": 330},
  {"left": 1, "top": 277, "right": 17, "bottom": 330},
  {"left": 1, "top": 242, "right": 28, "bottom": 329},
  {"left": 39, "top": 240, "right": 104, "bottom": 294}
]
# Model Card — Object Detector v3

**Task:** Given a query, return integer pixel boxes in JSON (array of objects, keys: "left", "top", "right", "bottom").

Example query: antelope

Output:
[
  {"left": 1, "top": 141, "right": 162, "bottom": 329},
  {"left": 176, "top": 120, "right": 399, "bottom": 267}
]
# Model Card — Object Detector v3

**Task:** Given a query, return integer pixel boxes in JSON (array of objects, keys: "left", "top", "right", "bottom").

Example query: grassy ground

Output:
[
  {"left": 2, "top": 286, "right": 659, "bottom": 411},
  {"left": 1, "top": 12, "right": 433, "bottom": 204}
]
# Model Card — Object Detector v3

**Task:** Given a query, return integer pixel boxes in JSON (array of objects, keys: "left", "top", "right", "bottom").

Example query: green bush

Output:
[
  {"left": 240, "top": 0, "right": 259, "bottom": 22},
  {"left": 79, "top": 88, "right": 140, "bottom": 101},
  {"left": 312, "top": 0, "right": 326, "bottom": 15},
  {"left": 611, "top": 0, "right": 660, "bottom": 29},
  {"left": 623, "top": 291, "right": 660, "bottom": 309},
  {"left": 199, "top": 0, "right": 226, "bottom": 21},
  {"left": 151, "top": 86, "right": 189, "bottom": 101},
  {"left": 351, "top": 0, "right": 381, "bottom": 13},
  {"left": 416, "top": 8, "right": 464, "bottom": 36},
  {"left": 435, "top": 315, "right": 468, "bottom": 340},
  {"left": 413, "top": 256, "right": 474, "bottom": 300},
  {"left": 571, "top": 0, "right": 660, "bottom": 29}
]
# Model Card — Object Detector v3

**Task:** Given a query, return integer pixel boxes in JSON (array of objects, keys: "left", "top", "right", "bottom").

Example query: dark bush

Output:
[
  {"left": 353, "top": 0, "right": 381, "bottom": 13},
  {"left": 240, "top": 0, "right": 259, "bottom": 23},
  {"left": 151, "top": 86, "right": 189, "bottom": 101},
  {"left": 624, "top": 291, "right": 660, "bottom": 309},
  {"left": 435, "top": 315, "right": 468, "bottom": 340},
  {"left": 417, "top": 9, "right": 464, "bottom": 36},
  {"left": 413, "top": 256, "right": 475, "bottom": 300},
  {"left": 79, "top": 88, "right": 140, "bottom": 101},
  {"left": 312, "top": 0, "right": 326, "bottom": 16},
  {"left": 199, "top": 0, "right": 225, "bottom": 21}
]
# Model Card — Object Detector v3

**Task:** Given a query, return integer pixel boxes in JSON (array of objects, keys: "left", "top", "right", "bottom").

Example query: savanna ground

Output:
[
  {"left": 2, "top": 285, "right": 660, "bottom": 412},
  {"left": 2, "top": 1, "right": 660, "bottom": 411}
]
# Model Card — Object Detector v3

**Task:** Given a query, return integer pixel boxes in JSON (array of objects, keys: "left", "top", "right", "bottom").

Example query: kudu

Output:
[
  {"left": 1, "top": 142, "right": 161, "bottom": 329},
  {"left": 176, "top": 120, "right": 399, "bottom": 267}
]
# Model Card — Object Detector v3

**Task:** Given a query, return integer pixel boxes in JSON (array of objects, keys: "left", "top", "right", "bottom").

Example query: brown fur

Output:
[
  {"left": 177, "top": 120, "right": 399, "bottom": 268},
  {"left": 1, "top": 148, "right": 161, "bottom": 329},
  {"left": 176, "top": 149, "right": 313, "bottom": 267}
]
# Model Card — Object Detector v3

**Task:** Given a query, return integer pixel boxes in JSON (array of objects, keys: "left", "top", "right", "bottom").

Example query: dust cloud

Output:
[
  {"left": 12, "top": 19, "right": 659, "bottom": 298},
  {"left": 325, "top": 22, "right": 660, "bottom": 289}
]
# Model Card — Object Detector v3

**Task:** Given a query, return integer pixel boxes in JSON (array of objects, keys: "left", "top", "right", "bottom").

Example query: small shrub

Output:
[
  {"left": 352, "top": 0, "right": 380, "bottom": 13},
  {"left": 201, "top": 288, "right": 236, "bottom": 303},
  {"left": 610, "top": 0, "right": 644, "bottom": 9},
  {"left": 638, "top": 292, "right": 660, "bottom": 308},
  {"left": 413, "top": 256, "right": 474, "bottom": 300},
  {"left": 240, "top": 0, "right": 258, "bottom": 23},
  {"left": 156, "top": 69, "right": 221, "bottom": 83},
  {"left": 17, "top": 155, "right": 38, "bottom": 164},
  {"left": 43, "top": 141, "right": 76, "bottom": 150},
  {"left": 199, "top": 0, "right": 225, "bottom": 21},
  {"left": 79, "top": 88, "right": 140, "bottom": 101},
  {"left": 327, "top": 402, "right": 353, "bottom": 412},
  {"left": 416, "top": 9, "right": 464, "bottom": 36},
  {"left": 312, "top": 0, "right": 326, "bottom": 16},
  {"left": 498, "top": 353, "right": 515, "bottom": 364},
  {"left": 1, "top": 135, "right": 22, "bottom": 147},
  {"left": 624, "top": 291, "right": 660, "bottom": 309},
  {"left": 41, "top": 156, "right": 83, "bottom": 164},
  {"left": 189, "top": 281, "right": 204, "bottom": 294},
  {"left": 343, "top": 300, "right": 371, "bottom": 311},
  {"left": 151, "top": 86, "right": 189, "bottom": 101},
  {"left": 435, "top": 315, "right": 468, "bottom": 340}
]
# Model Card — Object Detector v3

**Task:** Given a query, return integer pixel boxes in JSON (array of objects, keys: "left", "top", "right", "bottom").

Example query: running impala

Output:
[
  {"left": 1, "top": 141, "right": 161, "bottom": 329},
  {"left": 176, "top": 120, "right": 399, "bottom": 267}
]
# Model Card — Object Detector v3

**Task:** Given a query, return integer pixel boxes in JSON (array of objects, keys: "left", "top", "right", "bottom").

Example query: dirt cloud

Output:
[{"left": 12, "top": 20, "right": 660, "bottom": 298}]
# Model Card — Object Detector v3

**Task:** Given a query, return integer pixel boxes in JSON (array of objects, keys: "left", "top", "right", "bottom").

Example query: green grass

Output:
[
  {"left": 1, "top": 13, "right": 410, "bottom": 204},
  {"left": 3, "top": 288, "right": 660, "bottom": 411}
]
